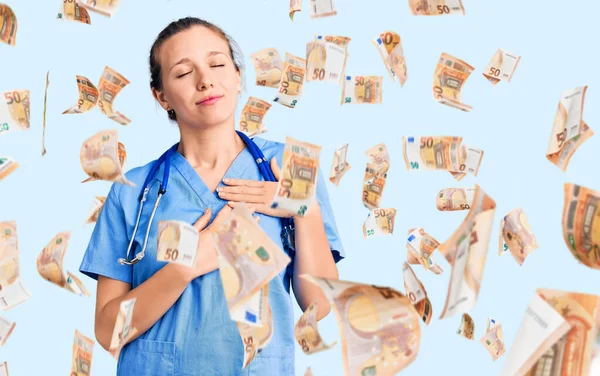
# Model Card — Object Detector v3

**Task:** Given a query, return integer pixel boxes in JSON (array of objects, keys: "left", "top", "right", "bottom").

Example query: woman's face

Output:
[{"left": 153, "top": 26, "right": 241, "bottom": 129}]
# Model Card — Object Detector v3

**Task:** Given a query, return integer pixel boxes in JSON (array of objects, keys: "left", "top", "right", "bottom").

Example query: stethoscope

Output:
[{"left": 118, "top": 130, "right": 296, "bottom": 265}]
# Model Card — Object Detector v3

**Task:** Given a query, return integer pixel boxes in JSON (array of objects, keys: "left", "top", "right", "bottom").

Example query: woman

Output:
[{"left": 79, "top": 17, "right": 345, "bottom": 376}]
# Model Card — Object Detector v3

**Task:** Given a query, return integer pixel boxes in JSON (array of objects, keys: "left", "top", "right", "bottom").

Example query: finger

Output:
[
  {"left": 192, "top": 208, "right": 212, "bottom": 231},
  {"left": 222, "top": 178, "right": 265, "bottom": 188},
  {"left": 254, "top": 215, "right": 260, "bottom": 224},
  {"left": 217, "top": 185, "right": 263, "bottom": 196},
  {"left": 218, "top": 191, "right": 263, "bottom": 203},
  {"left": 227, "top": 201, "right": 257, "bottom": 212},
  {"left": 270, "top": 157, "right": 282, "bottom": 181}
]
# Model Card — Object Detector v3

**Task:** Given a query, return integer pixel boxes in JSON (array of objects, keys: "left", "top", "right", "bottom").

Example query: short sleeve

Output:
[
  {"left": 314, "top": 166, "right": 345, "bottom": 263},
  {"left": 79, "top": 183, "right": 133, "bottom": 284}
]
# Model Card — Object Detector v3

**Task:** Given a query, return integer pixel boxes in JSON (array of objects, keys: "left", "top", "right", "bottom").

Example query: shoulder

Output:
[{"left": 110, "top": 158, "right": 161, "bottom": 202}]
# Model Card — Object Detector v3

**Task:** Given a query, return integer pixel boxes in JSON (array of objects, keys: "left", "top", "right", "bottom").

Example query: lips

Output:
[{"left": 196, "top": 95, "right": 224, "bottom": 106}]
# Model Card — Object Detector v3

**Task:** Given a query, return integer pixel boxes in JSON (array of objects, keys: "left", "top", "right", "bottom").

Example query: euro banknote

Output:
[
  {"left": 0, "top": 4, "right": 17, "bottom": 45},
  {"left": 239, "top": 96, "right": 271, "bottom": 137},
  {"left": 482, "top": 49, "right": 521, "bottom": 85},
  {"left": 562, "top": 183, "right": 600, "bottom": 270},
  {"left": 329, "top": 143, "right": 350, "bottom": 187},
  {"left": 1, "top": 90, "right": 30, "bottom": 135},
  {"left": 251, "top": 48, "right": 284, "bottom": 88},
  {"left": 157, "top": 220, "right": 199, "bottom": 268},
  {"left": 433, "top": 53, "right": 474, "bottom": 111},
  {"left": 499, "top": 208, "right": 538, "bottom": 265},
  {"left": 373, "top": 31, "right": 407, "bottom": 86},
  {"left": 341, "top": 76, "right": 383, "bottom": 105},
  {"left": 409, "top": 0, "right": 465, "bottom": 15},
  {"left": 72, "top": 330, "right": 94, "bottom": 376},
  {"left": 306, "top": 35, "right": 349, "bottom": 84},
  {"left": 274, "top": 53, "right": 306, "bottom": 108},
  {"left": 294, "top": 302, "right": 337, "bottom": 354},
  {"left": 80, "top": 129, "right": 135, "bottom": 186}
]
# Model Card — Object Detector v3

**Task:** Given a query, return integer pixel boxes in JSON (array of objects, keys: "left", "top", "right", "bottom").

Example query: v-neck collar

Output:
[{"left": 170, "top": 142, "right": 254, "bottom": 207}]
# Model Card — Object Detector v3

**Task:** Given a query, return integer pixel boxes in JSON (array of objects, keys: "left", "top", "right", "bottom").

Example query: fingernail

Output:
[
  {"left": 227, "top": 201, "right": 234, "bottom": 206},
  {"left": 223, "top": 178, "right": 230, "bottom": 183},
  {"left": 216, "top": 187, "right": 223, "bottom": 192}
]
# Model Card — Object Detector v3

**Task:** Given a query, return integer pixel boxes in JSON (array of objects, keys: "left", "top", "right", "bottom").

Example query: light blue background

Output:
[{"left": 1, "top": 0, "right": 599, "bottom": 375}]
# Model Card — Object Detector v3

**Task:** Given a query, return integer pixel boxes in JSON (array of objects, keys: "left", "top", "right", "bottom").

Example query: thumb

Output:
[
  {"left": 270, "top": 157, "right": 281, "bottom": 181},
  {"left": 193, "top": 208, "right": 212, "bottom": 232}
]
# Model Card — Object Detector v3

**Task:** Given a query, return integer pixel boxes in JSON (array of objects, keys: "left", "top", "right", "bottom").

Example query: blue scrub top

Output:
[{"left": 79, "top": 137, "right": 345, "bottom": 376}]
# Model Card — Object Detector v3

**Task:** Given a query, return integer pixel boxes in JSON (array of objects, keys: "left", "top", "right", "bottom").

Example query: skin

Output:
[{"left": 94, "top": 26, "right": 339, "bottom": 353}]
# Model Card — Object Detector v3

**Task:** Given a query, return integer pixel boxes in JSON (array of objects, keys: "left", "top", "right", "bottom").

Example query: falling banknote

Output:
[
  {"left": 501, "top": 289, "right": 600, "bottom": 376},
  {"left": 329, "top": 143, "right": 351, "bottom": 187},
  {"left": 373, "top": 31, "right": 407, "bottom": 86},
  {"left": 42, "top": 71, "right": 50, "bottom": 155},
  {"left": 499, "top": 208, "right": 538, "bottom": 265},
  {"left": 436, "top": 187, "right": 476, "bottom": 211},
  {"left": 239, "top": 97, "right": 271, "bottom": 137},
  {"left": 363, "top": 208, "right": 396, "bottom": 238},
  {"left": 109, "top": 298, "right": 138, "bottom": 360},
  {"left": 310, "top": 0, "right": 337, "bottom": 18},
  {"left": 433, "top": 53, "right": 474, "bottom": 111},
  {"left": 0, "top": 362, "right": 6, "bottom": 376},
  {"left": 72, "top": 330, "right": 94, "bottom": 376},
  {"left": 482, "top": 49, "right": 521, "bottom": 85},
  {"left": 546, "top": 86, "right": 593, "bottom": 171},
  {"left": 362, "top": 143, "right": 390, "bottom": 210},
  {"left": 0, "top": 157, "right": 18, "bottom": 181},
  {"left": 403, "top": 262, "right": 433, "bottom": 325},
  {"left": 0, "top": 242, "right": 31, "bottom": 311},
  {"left": 84, "top": 196, "right": 106, "bottom": 226},
  {"left": 295, "top": 302, "right": 337, "bottom": 354},
  {"left": 408, "top": 0, "right": 465, "bottom": 15},
  {"left": 36, "top": 232, "right": 90, "bottom": 297},
  {"left": 0, "top": 4, "right": 17, "bottom": 45},
  {"left": 402, "top": 136, "right": 484, "bottom": 181},
  {"left": 0, "top": 90, "right": 30, "bottom": 135},
  {"left": 274, "top": 53, "right": 306, "bottom": 108},
  {"left": 63, "top": 67, "right": 131, "bottom": 125},
  {"left": 562, "top": 183, "right": 600, "bottom": 270},
  {"left": 302, "top": 275, "right": 422, "bottom": 375},
  {"left": 0, "top": 221, "right": 17, "bottom": 251},
  {"left": 289, "top": 0, "right": 302, "bottom": 20},
  {"left": 210, "top": 203, "right": 291, "bottom": 325},
  {"left": 341, "top": 76, "right": 383, "bottom": 105},
  {"left": 0, "top": 314, "right": 15, "bottom": 347},
  {"left": 480, "top": 317, "right": 505, "bottom": 361},
  {"left": 157, "top": 220, "right": 199, "bottom": 268},
  {"left": 456, "top": 313, "right": 474, "bottom": 340},
  {"left": 306, "top": 35, "right": 350, "bottom": 84},
  {"left": 57, "top": 0, "right": 91, "bottom": 24},
  {"left": 251, "top": 48, "right": 284, "bottom": 88},
  {"left": 406, "top": 228, "right": 444, "bottom": 275},
  {"left": 238, "top": 286, "right": 273, "bottom": 369},
  {"left": 438, "top": 185, "right": 496, "bottom": 319},
  {"left": 271, "top": 137, "right": 321, "bottom": 216},
  {"left": 77, "top": 0, "right": 120, "bottom": 17},
  {"left": 80, "top": 129, "right": 135, "bottom": 186}
]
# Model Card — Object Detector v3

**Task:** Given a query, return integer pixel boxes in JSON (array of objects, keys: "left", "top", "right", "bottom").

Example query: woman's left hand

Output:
[{"left": 218, "top": 157, "right": 314, "bottom": 218}]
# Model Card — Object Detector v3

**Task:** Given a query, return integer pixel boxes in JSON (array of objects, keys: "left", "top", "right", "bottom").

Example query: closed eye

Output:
[
  {"left": 211, "top": 65, "right": 225, "bottom": 68},
  {"left": 177, "top": 71, "right": 191, "bottom": 78}
]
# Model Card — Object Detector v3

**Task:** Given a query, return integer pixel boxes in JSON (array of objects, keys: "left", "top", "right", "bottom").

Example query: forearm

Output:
[
  {"left": 291, "top": 204, "right": 339, "bottom": 321},
  {"left": 95, "top": 263, "right": 193, "bottom": 350}
]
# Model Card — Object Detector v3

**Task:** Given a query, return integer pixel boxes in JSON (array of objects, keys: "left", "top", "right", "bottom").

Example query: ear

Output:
[
  {"left": 152, "top": 87, "right": 170, "bottom": 110},
  {"left": 235, "top": 69, "right": 242, "bottom": 93}
]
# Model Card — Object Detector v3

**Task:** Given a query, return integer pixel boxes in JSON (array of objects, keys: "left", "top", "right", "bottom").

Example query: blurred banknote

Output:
[
  {"left": 0, "top": 221, "right": 17, "bottom": 250},
  {"left": 157, "top": 220, "right": 199, "bottom": 268},
  {"left": 0, "top": 4, "right": 17, "bottom": 45},
  {"left": 289, "top": 0, "right": 302, "bottom": 20},
  {"left": 42, "top": 71, "right": 50, "bottom": 156},
  {"left": 37, "top": 232, "right": 90, "bottom": 297},
  {"left": 373, "top": 31, "right": 407, "bottom": 86},
  {"left": 341, "top": 75, "right": 383, "bottom": 105},
  {"left": 295, "top": 302, "right": 337, "bottom": 354},
  {"left": 499, "top": 208, "right": 538, "bottom": 265},
  {"left": 403, "top": 262, "right": 433, "bottom": 325},
  {"left": 406, "top": 228, "right": 443, "bottom": 275},
  {"left": 329, "top": 143, "right": 351, "bottom": 187},
  {"left": 433, "top": 53, "right": 474, "bottom": 111},
  {"left": 72, "top": 330, "right": 94, "bottom": 376},
  {"left": 306, "top": 35, "right": 350, "bottom": 84},
  {"left": 239, "top": 97, "right": 271, "bottom": 137},
  {"left": 438, "top": 185, "right": 496, "bottom": 319},
  {"left": 546, "top": 86, "right": 593, "bottom": 171},
  {"left": 310, "top": 0, "right": 337, "bottom": 18},
  {"left": 84, "top": 196, "right": 106, "bottom": 226},
  {"left": 80, "top": 129, "right": 135, "bottom": 186},
  {"left": 0, "top": 316, "right": 15, "bottom": 346},
  {"left": 480, "top": 317, "right": 505, "bottom": 361},
  {"left": 0, "top": 361, "right": 6, "bottom": 375},
  {"left": 409, "top": 0, "right": 465, "bottom": 15},
  {"left": 456, "top": 313, "right": 474, "bottom": 340},
  {"left": 77, "top": 0, "right": 119, "bottom": 17},
  {"left": 305, "top": 367, "right": 313, "bottom": 376},
  {"left": 437, "top": 187, "right": 475, "bottom": 211},
  {"left": 63, "top": 75, "right": 99, "bottom": 114},
  {"left": 274, "top": 53, "right": 306, "bottom": 108},
  {"left": 482, "top": 49, "right": 521, "bottom": 85},
  {"left": 501, "top": 289, "right": 600, "bottom": 376},
  {"left": 109, "top": 298, "right": 138, "bottom": 360},
  {"left": 271, "top": 137, "right": 321, "bottom": 216},
  {"left": 0, "top": 242, "right": 31, "bottom": 310},
  {"left": 211, "top": 203, "right": 291, "bottom": 325},
  {"left": 362, "top": 143, "right": 390, "bottom": 210},
  {"left": 251, "top": 48, "right": 284, "bottom": 88},
  {"left": 302, "top": 275, "right": 421, "bottom": 375},
  {"left": 562, "top": 183, "right": 600, "bottom": 270},
  {"left": 0, "top": 157, "right": 18, "bottom": 181},
  {"left": 0, "top": 90, "right": 30, "bottom": 135},
  {"left": 57, "top": 0, "right": 91, "bottom": 24},
  {"left": 402, "top": 136, "right": 484, "bottom": 180},
  {"left": 238, "top": 286, "right": 273, "bottom": 368},
  {"left": 363, "top": 208, "right": 396, "bottom": 238}
]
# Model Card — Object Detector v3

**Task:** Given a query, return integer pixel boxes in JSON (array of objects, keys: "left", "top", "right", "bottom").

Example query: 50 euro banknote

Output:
[
  {"left": 157, "top": 220, "right": 199, "bottom": 268},
  {"left": 408, "top": 0, "right": 465, "bottom": 15},
  {"left": 0, "top": 90, "right": 30, "bottom": 135},
  {"left": 433, "top": 53, "right": 474, "bottom": 111},
  {"left": 341, "top": 76, "right": 383, "bottom": 105},
  {"left": 306, "top": 35, "right": 350, "bottom": 84}
]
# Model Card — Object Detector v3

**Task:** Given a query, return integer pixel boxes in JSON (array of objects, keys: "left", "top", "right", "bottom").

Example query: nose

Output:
[{"left": 196, "top": 70, "right": 214, "bottom": 91}]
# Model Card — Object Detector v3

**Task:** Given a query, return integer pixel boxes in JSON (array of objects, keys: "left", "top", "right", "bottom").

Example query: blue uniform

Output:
[{"left": 79, "top": 137, "right": 345, "bottom": 376}]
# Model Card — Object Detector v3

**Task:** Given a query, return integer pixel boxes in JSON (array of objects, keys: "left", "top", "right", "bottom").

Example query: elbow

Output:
[
  {"left": 316, "top": 300, "right": 332, "bottom": 321},
  {"left": 94, "top": 319, "right": 111, "bottom": 352}
]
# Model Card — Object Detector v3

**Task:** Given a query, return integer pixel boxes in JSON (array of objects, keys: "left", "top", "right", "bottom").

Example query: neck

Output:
[{"left": 177, "top": 123, "right": 245, "bottom": 170}]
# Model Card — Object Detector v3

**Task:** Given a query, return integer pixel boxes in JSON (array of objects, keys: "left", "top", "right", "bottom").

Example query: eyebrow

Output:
[{"left": 169, "top": 51, "right": 229, "bottom": 72}]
